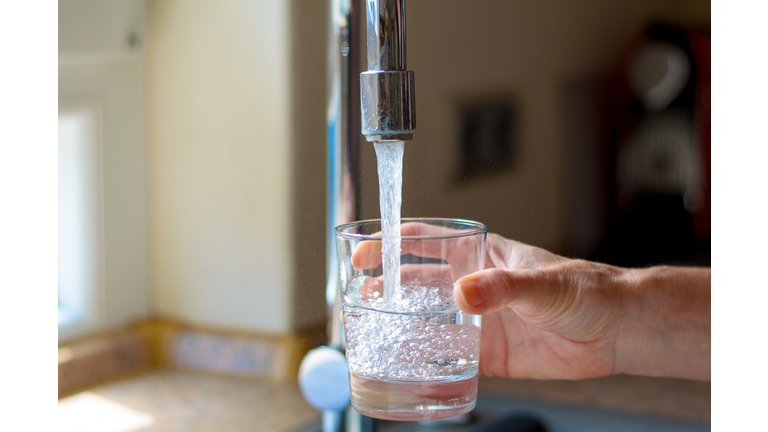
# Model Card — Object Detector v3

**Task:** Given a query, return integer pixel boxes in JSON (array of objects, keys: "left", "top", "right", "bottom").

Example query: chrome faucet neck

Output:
[
  {"left": 361, "top": 0, "right": 416, "bottom": 143},
  {"left": 366, "top": 0, "right": 407, "bottom": 71}
]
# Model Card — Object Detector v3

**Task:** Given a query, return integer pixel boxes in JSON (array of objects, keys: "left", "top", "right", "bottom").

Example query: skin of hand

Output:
[
  {"left": 351, "top": 224, "right": 710, "bottom": 381},
  {"left": 454, "top": 234, "right": 711, "bottom": 381}
]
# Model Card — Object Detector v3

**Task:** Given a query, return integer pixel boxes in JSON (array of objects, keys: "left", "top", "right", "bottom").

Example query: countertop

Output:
[
  {"left": 58, "top": 369, "right": 709, "bottom": 432},
  {"left": 59, "top": 369, "right": 321, "bottom": 432}
]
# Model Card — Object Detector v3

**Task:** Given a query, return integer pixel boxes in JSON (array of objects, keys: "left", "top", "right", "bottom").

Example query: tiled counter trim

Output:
[
  {"left": 59, "top": 331, "right": 150, "bottom": 397},
  {"left": 59, "top": 319, "right": 326, "bottom": 397}
]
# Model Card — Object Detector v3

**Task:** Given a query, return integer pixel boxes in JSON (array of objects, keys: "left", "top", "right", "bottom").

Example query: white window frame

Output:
[{"left": 58, "top": 104, "right": 105, "bottom": 341}]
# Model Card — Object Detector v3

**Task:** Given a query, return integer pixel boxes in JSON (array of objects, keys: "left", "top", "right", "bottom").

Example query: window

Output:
[
  {"left": 58, "top": 0, "right": 148, "bottom": 343},
  {"left": 58, "top": 107, "right": 102, "bottom": 337}
]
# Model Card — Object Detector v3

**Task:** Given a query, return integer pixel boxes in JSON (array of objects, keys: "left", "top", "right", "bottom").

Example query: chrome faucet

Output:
[
  {"left": 361, "top": 0, "right": 416, "bottom": 142},
  {"left": 299, "top": 1, "right": 414, "bottom": 431}
]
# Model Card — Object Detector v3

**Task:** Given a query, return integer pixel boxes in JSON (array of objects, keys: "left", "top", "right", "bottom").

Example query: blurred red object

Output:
[{"left": 687, "top": 29, "right": 710, "bottom": 240}]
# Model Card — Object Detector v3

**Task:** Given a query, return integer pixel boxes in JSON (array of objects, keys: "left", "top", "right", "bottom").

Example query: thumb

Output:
[{"left": 454, "top": 267, "right": 565, "bottom": 317}]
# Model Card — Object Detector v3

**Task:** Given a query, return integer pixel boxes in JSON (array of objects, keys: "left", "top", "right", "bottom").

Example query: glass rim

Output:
[{"left": 334, "top": 217, "right": 487, "bottom": 241}]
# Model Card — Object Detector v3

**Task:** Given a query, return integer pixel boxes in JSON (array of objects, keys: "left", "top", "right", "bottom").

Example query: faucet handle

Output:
[{"left": 299, "top": 346, "right": 351, "bottom": 411}]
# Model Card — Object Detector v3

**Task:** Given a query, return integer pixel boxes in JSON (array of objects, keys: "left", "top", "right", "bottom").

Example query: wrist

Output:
[{"left": 614, "top": 266, "right": 711, "bottom": 380}]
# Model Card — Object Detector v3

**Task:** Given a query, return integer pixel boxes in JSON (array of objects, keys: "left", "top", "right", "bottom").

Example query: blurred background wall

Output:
[
  {"left": 357, "top": 0, "right": 710, "bottom": 255},
  {"left": 146, "top": 0, "right": 296, "bottom": 334},
  {"left": 60, "top": 0, "right": 709, "bottom": 341},
  {"left": 147, "top": 0, "right": 330, "bottom": 335}
]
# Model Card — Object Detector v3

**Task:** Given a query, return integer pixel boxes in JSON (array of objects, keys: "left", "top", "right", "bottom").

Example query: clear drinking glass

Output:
[{"left": 335, "top": 218, "right": 487, "bottom": 421}]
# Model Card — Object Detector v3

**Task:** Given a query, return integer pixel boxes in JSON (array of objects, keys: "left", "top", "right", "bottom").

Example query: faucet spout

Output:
[{"left": 361, "top": 0, "right": 416, "bottom": 142}]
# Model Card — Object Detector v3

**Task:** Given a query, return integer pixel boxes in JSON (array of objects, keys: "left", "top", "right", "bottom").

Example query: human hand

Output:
[{"left": 454, "top": 234, "right": 711, "bottom": 381}]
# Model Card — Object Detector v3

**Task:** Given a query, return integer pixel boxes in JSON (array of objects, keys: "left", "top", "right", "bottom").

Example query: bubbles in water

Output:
[
  {"left": 345, "top": 275, "right": 384, "bottom": 306},
  {"left": 343, "top": 284, "right": 481, "bottom": 382}
]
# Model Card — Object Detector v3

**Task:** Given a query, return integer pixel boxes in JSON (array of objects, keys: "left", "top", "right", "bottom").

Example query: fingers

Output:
[
  {"left": 353, "top": 237, "right": 464, "bottom": 270},
  {"left": 351, "top": 240, "right": 382, "bottom": 269},
  {"left": 351, "top": 222, "right": 462, "bottom": 269},
  {"left": 350, "top": 265, "right": 451, "bottom": 302},
  {"left": 351, "top": 222, "right": 472, "bottom": 268},
  {"left": 399, "top": 222, "right": 458, "bottom": 237},
  {"left": 399, "top": 222, "right": 468, "bottom": 261},
  {"left": 454, "top": 268, "right": 568, "bottom": 317}
]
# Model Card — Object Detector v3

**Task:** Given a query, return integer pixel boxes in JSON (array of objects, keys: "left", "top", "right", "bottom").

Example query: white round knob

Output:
[{"left": 298, "top": 347, "right": 350, "bottom": 411}]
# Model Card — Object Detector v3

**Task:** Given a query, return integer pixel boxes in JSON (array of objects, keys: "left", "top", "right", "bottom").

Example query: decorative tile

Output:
[{"left": 173, "top": 331, "right": 277, "bottom": 377}]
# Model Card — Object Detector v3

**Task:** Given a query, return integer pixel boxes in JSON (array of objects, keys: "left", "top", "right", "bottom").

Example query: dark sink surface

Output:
[
  {"left": 376, "top": 396, "right": 710, "bottom": 432},
  {"left": 293, "top": 396, "right": 711, "bottom": 432},
  {"left": 292, "top": 373, "right": 709, "bottom": 432}
]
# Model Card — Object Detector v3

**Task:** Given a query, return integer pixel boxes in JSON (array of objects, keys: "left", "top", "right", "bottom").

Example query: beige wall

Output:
[
  {"left": 358, "top": 0, "right": 710, "bottom": 252},
  {"left": 147, "top": 0, "right": 295, "bottom": 334}
]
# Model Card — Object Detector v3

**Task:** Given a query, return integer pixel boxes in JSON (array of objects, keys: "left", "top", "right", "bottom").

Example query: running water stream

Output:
[{"left": 373, "top": 141, "right": 405, "bottom": 302}]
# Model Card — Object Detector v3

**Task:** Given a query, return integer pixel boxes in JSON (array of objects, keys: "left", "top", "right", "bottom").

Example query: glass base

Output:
[{"left": 349, "top": 374, "right": 478, "bottom": 421}]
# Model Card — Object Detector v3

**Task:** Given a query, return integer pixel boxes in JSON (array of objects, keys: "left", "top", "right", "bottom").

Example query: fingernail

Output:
[{"left": 458, "top": 281, "right": 485, "bottom": 307}]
